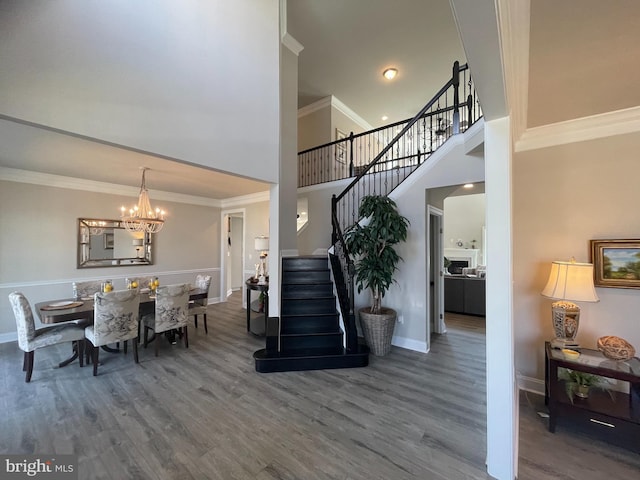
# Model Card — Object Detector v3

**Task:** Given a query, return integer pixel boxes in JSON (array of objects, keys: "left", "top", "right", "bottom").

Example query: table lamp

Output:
[
  {"left": 132, "top": 238, "right": 143, "bottom": 258},
  {"left": 541, "top": 258, "right": 599, "bottom": 349},
  {"left": 255, "top": 235, "right": 269, "bottom": 284}
]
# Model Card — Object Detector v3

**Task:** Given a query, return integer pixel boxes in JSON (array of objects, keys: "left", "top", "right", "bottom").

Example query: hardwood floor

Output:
[{"left": 1, "top": 295, "right": 638, "bottom": 479}]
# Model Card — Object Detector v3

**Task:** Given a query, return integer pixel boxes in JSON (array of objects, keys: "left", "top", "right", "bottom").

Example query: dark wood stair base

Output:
[
  {"left": 254, "top": 255, "right": 369, "bottom": 373},
  {"left": 254, "top": 345, "right": 370, "bottom": 373}
]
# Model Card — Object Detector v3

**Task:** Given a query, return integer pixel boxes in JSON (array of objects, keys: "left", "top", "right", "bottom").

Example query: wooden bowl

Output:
[{"left": 597, "top": 336, "right": 636, "bottom": 361}]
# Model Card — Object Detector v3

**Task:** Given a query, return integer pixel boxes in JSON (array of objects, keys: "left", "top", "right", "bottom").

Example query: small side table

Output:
[
  {"left": 245, "top": 279, "right": 268, "bottom": 336},
  {"left": 545, "top": 341, "right": 640, "bottom": 453}
]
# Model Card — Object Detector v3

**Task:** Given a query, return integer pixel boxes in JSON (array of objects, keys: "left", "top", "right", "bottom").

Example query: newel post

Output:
[
  {"left": 348, "top": 131, "right": 355, "bottom": 177},
  {"left": 452, "top": 60, "right": 460, "bottom": 134},
  {"left": 331, "top": 195, "right": 338, "bottom": 245}
]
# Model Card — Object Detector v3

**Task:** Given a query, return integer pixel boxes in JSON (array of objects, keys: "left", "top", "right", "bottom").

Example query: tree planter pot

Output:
[{"left": 359, "top": 307, "right": 397, "bottom": 356}]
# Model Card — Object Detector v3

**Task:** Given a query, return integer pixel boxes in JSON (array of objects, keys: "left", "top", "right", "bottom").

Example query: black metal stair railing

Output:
[
  {"left": 322, "top": 61, "right": 482, "bottom": 353},
  {"left": 298, "top": 63, "right": 480, "bottom": 190}
]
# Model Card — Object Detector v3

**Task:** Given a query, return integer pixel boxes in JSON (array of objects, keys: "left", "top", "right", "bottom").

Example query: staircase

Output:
[{"left": 253, "top": 256, "right": 369, "bottom": 373}]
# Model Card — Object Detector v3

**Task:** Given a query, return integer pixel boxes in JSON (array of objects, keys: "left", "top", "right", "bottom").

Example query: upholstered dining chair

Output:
[
  {"left": 8, "top": 292, "right": 86, "bottom": 383},
  {"left": 85, "top": 289, "right": 141, "bottom": 376},
  {"left": 72, "top": 280, "right": 103, "bottom": 300},
  {"left": 142, "top": 283, "right": 190, "bottom": 356},
  {"left": 189, "top": 274, "right": 212, "bottom": 334}
]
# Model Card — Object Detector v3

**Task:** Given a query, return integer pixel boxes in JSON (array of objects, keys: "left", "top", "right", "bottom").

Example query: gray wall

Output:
[{"left": 0, "top": 179, "right": 220, "bottom": 338}]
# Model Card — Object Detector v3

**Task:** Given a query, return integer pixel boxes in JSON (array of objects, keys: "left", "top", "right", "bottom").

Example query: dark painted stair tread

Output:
[
  {"left": 280, "top": 331, "right": 344, "bottom": 350},
  {"left": 254, "top": 345, "right": 369, "bottom": 373}
]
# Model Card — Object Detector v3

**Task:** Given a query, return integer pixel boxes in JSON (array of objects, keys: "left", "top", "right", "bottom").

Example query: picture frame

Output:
[
  {"left": 335, "top": 129, "right": 347, "bottom": 164},
  {"left": 104, "top": 232, "right": 114, "bottom": 250},
  {"left": 590, "top": 239, "right": 640, "bottom": 289}
]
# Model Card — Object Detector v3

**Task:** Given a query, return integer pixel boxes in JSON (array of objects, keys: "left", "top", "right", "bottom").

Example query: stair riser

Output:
[
  {"left": 281, "top": 315, "right": 340, "bottom": 333},
  {"left": 282, "top": 283, "right": 333, "bottom": 297},
  {"left": 254, "top": 349, "right": 369, "bottom": 373},
  {"left": 282, "top": 271, "right": 331, "bottom": 283},
  {"left": 281, "top": 298, "right": 336, "bottom": 315},
  {"left": 282, "top": 257, "right": 329, "bottom": 271},
  {"left": 280, "top": 333, "right": 343, "bottom": 351}
]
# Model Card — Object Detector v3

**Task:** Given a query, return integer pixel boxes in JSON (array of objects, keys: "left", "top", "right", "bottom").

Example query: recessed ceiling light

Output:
[
  {"left": 381, "top": 115, "right": 388, "bottom": 121},
  {"left": 463, "top": 183, "right": 474, "bottom": 189},
  {"left": 382, "top": 68, "right": 398, "bottom": 80}
]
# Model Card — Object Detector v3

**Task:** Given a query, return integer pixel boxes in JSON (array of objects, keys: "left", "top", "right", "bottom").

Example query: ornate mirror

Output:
[{"left": 77, "top": 218, "right": 153, "bottom": 268}]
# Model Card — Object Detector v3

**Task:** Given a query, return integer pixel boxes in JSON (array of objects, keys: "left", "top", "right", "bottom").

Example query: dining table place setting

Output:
[{"left": 40, "top": 300, "right": 85, "bottom": 311}]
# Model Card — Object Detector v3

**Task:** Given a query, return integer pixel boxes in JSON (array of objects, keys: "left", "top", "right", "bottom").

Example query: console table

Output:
[
  {"left": 545, "top": 341, "right": 640, "bottom": 452},
  {"left": 444, "top": 275, "right": 485, "bottom": 316},
  {"left": 245, "top": 279, "right": 268, "bottom": 336}
]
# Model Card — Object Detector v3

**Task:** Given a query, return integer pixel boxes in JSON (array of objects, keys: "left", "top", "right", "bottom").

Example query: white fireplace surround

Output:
[{"left": 444, "top": 248, "right": 479, "bottom": 269}]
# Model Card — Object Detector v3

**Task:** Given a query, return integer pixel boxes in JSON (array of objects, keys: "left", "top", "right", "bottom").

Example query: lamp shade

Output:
[
  {"left": 255, "top": 236, "right": 269, "bottom": 252},
  {"left": 541, "top": 260, "right": 599, "bottom": 303},
  {"left": 132, "top": 239, "right": 144, "bottom": 247}
]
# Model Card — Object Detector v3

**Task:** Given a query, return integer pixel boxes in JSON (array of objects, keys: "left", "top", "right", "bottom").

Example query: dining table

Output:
[{"left": 35, "top": 287, "right": 207, "bottom": 366}]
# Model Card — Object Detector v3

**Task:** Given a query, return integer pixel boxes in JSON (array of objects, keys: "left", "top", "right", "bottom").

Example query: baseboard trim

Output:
[
  {"left": 0, "top": 332, "right": 17, "bottom": 344},
  {"left": 517, "top": 374, "right": 545, "bottom": 396},
  {"left": 391, "top": 335, "right": 428, "bottom": 353}
]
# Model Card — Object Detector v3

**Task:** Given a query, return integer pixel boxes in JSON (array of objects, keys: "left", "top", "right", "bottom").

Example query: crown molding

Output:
[
  {"left": 0, "top": 167, "right": 222, "bottom": 207},
  {"left": 331, "top": 96, "right": 373, "bottom": 130},
  {"left": 282, "top": 33, "right": 303, "bottom": 56},
  {"left": 298, "top": 96, "right": 373, "bottom": 131},
  {"left": 220, "top": 190, "right": 270, "bottom": 208},
  {"left": 515, "top": 105, "right": 640, "bottom": 152},
  {"left": 297, "top": 96, "right": 332, "bottom": 118}
]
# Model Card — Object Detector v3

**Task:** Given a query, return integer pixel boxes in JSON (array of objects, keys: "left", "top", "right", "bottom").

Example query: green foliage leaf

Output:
[{"left": 344, "top": 195, "right": 410, "bottom": 311}]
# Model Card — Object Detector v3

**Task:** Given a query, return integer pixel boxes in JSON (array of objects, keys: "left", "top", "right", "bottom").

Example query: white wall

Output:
[
  {"left": 513, "top": 130, "right": 640, "bottom": 383},
  {"left": 389, "top": 135, "right": 485, "bottom": 352},
  {"left": 298, "top": 104, "right": 332, "bottom": 151},
  {"left": 0, "top": 0, "right": 280, "bottom": 184},
  {"left": 444, "top": 193, "right": 486, "bottom": 255},
  {"left": 297, "top": 180, "right": 351, "bottom": 255}
]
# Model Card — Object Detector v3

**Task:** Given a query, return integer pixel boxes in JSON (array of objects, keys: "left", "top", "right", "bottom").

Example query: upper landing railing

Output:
[{"left": 298, "top": 62, "right": 481, "bottom": 191}]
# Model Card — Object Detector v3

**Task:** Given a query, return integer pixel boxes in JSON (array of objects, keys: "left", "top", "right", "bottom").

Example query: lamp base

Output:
[
  {"left": 551, "top": 338, "right": 580, "bottom": 349},
  {"left": 550, "top": 300, "right": 580, "bottom": 349}
]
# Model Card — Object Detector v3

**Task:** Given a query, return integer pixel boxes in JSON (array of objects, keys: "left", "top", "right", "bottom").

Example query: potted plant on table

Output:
[
  {"left": 345, "top": 195, "right": 410, "bottom": 356},
  {"left": 560, "top": 368, "right": 603, "bottom": 400}
]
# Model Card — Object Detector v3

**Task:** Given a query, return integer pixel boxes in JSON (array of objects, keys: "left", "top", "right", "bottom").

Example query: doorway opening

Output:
[{"left": 220, "top": 209, "right": 245, "bottom": 304}]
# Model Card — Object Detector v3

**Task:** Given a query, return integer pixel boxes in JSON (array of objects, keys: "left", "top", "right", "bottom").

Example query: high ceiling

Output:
[
  {"left": 1, "top": 1, "right": 466, "bottom": 202},
  {"left": 2, "top": 1, "right": 635, "bottom": 202},
  {"left": 288, "top": 0, "right": 466, "bottom": 128}
]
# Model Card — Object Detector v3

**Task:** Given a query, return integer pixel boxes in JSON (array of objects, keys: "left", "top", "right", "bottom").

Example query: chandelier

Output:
[{"left": 120, "top": 167, "right": 166, "bottom": 234}]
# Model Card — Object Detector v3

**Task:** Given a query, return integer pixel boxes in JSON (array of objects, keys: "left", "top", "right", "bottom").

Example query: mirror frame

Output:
[{"left": 77, "top": 218, "right": 153, "bottom": 268}]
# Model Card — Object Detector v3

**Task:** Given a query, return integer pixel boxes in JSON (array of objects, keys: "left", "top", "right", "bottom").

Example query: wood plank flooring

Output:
[{"left": 1, "top": 294, "right": 638, "bottom": 479}]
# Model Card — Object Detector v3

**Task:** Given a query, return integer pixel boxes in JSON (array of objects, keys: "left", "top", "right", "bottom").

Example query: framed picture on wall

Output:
[
  {"left": 590, "top": 239, "right": 640, "bottom": 289},
  {"left": 335, "top": 129, "right": 347, "bottom": 164},
  {"left": 104, "top": 232, "right": 114, "bottom": 250}
]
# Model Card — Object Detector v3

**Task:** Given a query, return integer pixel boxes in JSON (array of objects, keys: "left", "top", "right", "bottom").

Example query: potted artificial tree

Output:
[{"left": 345, "top": 195, "right": 410, "bottom": 356}]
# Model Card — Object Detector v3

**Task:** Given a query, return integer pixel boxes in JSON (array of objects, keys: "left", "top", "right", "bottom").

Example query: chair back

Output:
[
  {"left": 91, "top": 289, "right": 141, "bottom": 347},
  {"left": 73, "top": 280, "right": 102, "bottom": 299},
  {"left": 194, "top": 274, "right": 212, "bottom": 306},
  {"left": 154, "top": 283, "right": 190, "bottom": 333},
  {"left": 8, "top": 292, "right": 35, "bottom": 351},
  {"left": 195, "top": 274, "right": 212, "bottom": 293}
]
